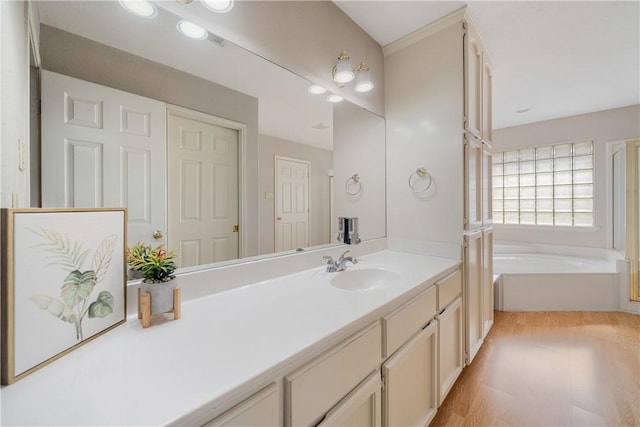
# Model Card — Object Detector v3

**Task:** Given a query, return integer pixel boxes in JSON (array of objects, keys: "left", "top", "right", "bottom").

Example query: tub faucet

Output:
[{"left": 323, "top": 250, "right": 358, "bottom": 272}]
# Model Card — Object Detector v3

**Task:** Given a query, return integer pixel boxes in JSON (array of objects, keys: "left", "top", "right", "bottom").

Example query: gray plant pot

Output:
[{"left": 140, "top": 278, "right": 177, "bottom": 314}]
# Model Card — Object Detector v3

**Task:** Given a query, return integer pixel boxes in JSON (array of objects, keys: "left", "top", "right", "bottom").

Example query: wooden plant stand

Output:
[{"left": 137, "top": 287, "right": 181, "bottom": 328}]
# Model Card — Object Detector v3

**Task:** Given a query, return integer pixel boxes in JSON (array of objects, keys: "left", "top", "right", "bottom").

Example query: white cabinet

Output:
[
  {"left": 382, "top": 321, "right": 438, "bottom": 427},
  {"left": 464, "top": 230, "right": 483, "bottom": 364},
  {"left": 482, "top": 228, "right": 494, "bottom": 337},
  {"left": 482, "top": 147, "right": 492, "bottom": 227},
  {"left": 204, "top": 383, "right": 279, "bottom": 427},
  {"left": 285, "top": 322, "right": 381, "bottom": 426},
  {"left": 464, "top": 17, "right": 493, "bottom": 145},
  {"left": 318, "top": 372, "right": 381, "bottom": 427},
  {"left": 436, "top": 297, "right": 463, "bottom": 406}
]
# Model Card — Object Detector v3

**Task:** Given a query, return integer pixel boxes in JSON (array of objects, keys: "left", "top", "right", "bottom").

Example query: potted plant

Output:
[
  {"left": 129, "top": 244, "right": 178, "bottom": 314},
  {"left": 126, "top": 242, "right": 151, "bottom": 280}
]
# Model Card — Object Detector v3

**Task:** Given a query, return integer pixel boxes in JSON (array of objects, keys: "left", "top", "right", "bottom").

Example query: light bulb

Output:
[
  {"left": 326, "top": 94, "right": 344, "bottom": 103},
  {"left": 119, "top": 0, "right": 157, "bottom": 18},
  {"left": 354, "top": 64, "right": 374, "bottom": 93},
  {"left": 201, "top": 0, "right": 234, "bottom": 13},
  {"left": 177, "top": 20, "right": 209, "bottom": 40},
  {"left": 308, "top": 84, "right": 327, "bottom": 95}
]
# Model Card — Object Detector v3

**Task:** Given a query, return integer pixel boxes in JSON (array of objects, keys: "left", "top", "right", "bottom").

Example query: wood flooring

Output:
[{"left": 430, "top": 311, "right": 640, "bottom": 427}]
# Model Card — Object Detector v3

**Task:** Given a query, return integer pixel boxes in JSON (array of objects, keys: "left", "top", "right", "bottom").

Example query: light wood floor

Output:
[{"left": 431, "top": 311, "right": 640, "bottom": 426}]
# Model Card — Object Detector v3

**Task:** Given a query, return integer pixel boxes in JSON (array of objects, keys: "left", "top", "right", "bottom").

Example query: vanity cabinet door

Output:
[
  {"left": 318, "top": 372, "right": 381, "bottom": 427},
  {"left": 204, "top": 383, "right": 279, "bottom": 427},
  {"left": 437, "top": 297, "right": 463, "bottom": 406},
  {"left": 382, "top": 321, "right": 438, "bottom": 427},
  {"left": 464, "top": 230, "right": 483, "bottom": 364}
]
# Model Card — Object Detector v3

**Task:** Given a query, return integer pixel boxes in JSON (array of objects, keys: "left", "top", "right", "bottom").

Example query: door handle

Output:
[
  {"left": 233, "top": 225, "right": 239, "bottom": 232},
  {"left": 152, "top": 230, "right": 163, "bottom": 240}
]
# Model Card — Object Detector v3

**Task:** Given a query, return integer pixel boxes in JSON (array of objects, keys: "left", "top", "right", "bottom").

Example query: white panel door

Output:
[
  {"left": 437, "top": 297, "right": 463, "bottom": 406},
  {"left": 464, "top": 21, "right": 483, "bottom": 140},
  {"left": 482, "top": 227, "right": 494, "bottom": 337},
  {"left": 167, "top": 109, "right": 239, "bottom": 268},
  {"left": 465, "top": 136, "right": 483, "bottom": 231},
  {"left": 41, "top": 70, "right": 166, "bottom": 246},
  {"left": 275, "top": 156, "right": 309, "bottom": 252},
  {"left": 464, "top": 230, "right": 484, "bottom": 364}
]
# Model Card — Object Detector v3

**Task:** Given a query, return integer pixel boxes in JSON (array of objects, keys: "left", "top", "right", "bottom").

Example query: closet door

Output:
[
  {"left": 482, "top": 227, "right": 494, "bottom": 337},
  {"left": 465, "top": 136, "right": 483, "bottom": 231},
  {"left": 464, "top": 21, "right": 483, "bottom": 140}
]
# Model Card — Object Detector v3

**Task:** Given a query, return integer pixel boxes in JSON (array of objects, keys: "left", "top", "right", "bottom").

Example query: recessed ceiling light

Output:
[
  {"left": 326, "top": 94, "right": 344, "bottom": 103},
  {"left": 119, "top": 0, "right": 157, "bottom": 18},
  {"left": 308, "top": 84, "right": 327, "bottom": 95},
  {"left": 177, "top": 20, "right": 209, "bottom": 40},
  {"left": 202, "top": 0, "right": 234, "bottom": 13},
  {"left": 516, "top": 108, "right": 530, "bottom": 114}
]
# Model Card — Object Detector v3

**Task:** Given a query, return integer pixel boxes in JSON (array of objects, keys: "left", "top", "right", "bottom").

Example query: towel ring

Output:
[
  {"left": 408, "top": 167, "right": 433, "bottom": 194},
  {"left": 345, "top": 174, "right": 362, "bottom": 196}
]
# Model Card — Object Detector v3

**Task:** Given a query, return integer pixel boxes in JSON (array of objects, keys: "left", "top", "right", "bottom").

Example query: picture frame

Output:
[{"left": 1, "top": 208, "right": 127, "bottom": 385}]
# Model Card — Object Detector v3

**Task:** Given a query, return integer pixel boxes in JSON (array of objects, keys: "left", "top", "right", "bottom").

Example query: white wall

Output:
[
  {"left": 384, "top": 22, "right": 465, "bottom": 246},
  {"left": 258, "top": 134, "right": 333, "bottom": 255},
  {"left": 1, "top": 1, "right": 30, "bottom": 208},
  {"left": 333, "top": 101, "right": 386, "bottom": 241},
  {"left": 493, "top": 105, "right": 640, "bottom": 248}
]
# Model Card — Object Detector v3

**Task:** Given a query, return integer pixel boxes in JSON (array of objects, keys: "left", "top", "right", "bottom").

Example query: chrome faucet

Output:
[{"left": 323, "top": 250, "right": 358, "bottom": 272}]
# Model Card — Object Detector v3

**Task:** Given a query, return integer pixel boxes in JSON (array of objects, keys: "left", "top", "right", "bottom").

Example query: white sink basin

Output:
[{"left": 319, "top": 267, "right": 402, "bottom": 291}]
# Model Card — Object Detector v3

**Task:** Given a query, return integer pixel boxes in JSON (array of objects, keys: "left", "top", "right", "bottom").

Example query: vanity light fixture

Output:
[
  {"left": 333, "top": 51, "right": 355, "bottom": 84},
  {"left": 308, "top": 84, "right": 327, "bottom": 95},
  {"left": 354, "top": 63, "right": 374, "bottom": 93},
  {"left": 326, "top": 94, "right": 344, "bottom": 103},
  {"left": 177, "top": 20, "right": 209, "bottom": 40},
  {"left": 332, "top": 51, "right": 375, "bottom": 94},
  {"left": 201, "top": 0, "right": 234, "bottom": 13},
  {"left": 119, "top": 0, "right": 157, "bottom": 18}
]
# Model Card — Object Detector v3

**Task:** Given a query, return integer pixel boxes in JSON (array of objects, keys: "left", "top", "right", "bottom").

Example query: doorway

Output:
[
  {"left": 167, "top": 107, "right": 241, "bottom": 268},
  {"left": 274, "top": 156, "right": 310, "bottom": 252}
]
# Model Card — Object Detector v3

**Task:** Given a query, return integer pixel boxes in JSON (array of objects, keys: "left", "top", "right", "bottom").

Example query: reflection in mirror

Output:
[{"left": 34, "top": 0, "right": 385, "bottom": 274}]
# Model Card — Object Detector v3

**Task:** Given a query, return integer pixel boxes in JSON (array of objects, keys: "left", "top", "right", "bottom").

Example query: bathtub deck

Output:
[{"left": 431, "top": 311, "right": 640, "bottom": 426}]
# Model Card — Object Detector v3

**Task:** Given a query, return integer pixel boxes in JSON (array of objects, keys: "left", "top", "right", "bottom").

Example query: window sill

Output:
[{"left": 493, "top": 223, "right": 601, "bottom": 233}]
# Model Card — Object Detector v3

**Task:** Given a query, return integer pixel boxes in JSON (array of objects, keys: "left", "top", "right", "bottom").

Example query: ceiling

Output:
[{"left": 334, "top": 1, "right": 640, "bottom": 129}]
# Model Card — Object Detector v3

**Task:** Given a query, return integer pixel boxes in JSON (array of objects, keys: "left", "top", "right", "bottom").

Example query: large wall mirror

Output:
[{"left": 33, "top": 1, "right": 386, "bottom": 275}]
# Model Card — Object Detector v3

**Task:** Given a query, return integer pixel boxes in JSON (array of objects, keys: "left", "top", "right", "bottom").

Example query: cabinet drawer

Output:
[
  {"left": 205, "top": 383, "right": 279, "bottom": 427},
  {"left": 285, "top": 322, "right": 381, "bottom": 427},
  {"left": 382, "top": 286, "right": 436, "bottom": 358},
  {"left": 436, "top": 269, "right": 462, "bottom": 311}
]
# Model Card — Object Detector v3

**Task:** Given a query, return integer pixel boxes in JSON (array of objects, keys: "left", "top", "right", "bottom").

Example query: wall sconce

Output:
[{"left": 331, "top": 50, "right": 374, "bottom": 93}]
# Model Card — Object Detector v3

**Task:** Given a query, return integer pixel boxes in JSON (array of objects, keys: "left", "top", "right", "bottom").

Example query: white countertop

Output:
[{"left": 1, "top": 249, "right": 459, "bottom": 426}]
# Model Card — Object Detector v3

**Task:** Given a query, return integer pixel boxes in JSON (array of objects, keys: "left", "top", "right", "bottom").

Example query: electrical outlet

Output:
[{"left": 265, "top": 192, "right": 274, "bottom": 199}]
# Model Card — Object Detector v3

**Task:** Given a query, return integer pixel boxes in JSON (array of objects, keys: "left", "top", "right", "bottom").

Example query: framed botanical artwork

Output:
[{"left": 1, "top": 208, "right": 127, "bottom": 384}]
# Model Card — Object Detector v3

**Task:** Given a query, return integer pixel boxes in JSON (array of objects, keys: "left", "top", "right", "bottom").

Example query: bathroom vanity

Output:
[{"left": 1, "top": 248, "right": 462, "bottom": 426}]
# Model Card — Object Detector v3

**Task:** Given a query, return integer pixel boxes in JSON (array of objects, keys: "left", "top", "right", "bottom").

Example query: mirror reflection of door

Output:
[
  {"left": 275, "top": 156, "right": 310, "bottom": 252},
  {"left": 40, "top": 70, "right": 167, "bottom": 246},
  {"left": 167, "top": 108, "right": 240, "bottom": 268}
]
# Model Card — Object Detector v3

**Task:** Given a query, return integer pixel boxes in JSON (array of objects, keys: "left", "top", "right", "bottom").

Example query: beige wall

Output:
[
  {"left": 384, "top": 22, "right": 465, "bottom": 246},
  {"left": 158, "top": 0, "right": 384, "bottom": 116},
  {"left": 39, "top": 25, "right": 261, "bottom": 256},
  {"left": 258, "top": 134, "right": 333, "bottom": 255},
  {"left": 333, "top": 101, "right": 386, "bottom": 241},
  {"left": 493, "top": 104, "right": 640, "bottom": 248}
]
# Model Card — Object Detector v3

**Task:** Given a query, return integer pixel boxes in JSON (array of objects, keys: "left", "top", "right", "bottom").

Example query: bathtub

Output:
[{"left": 493, "top": 244, "right": 620, "bottom": 311}]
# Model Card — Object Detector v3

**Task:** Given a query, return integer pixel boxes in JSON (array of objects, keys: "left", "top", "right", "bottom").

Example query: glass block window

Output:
[{"left": 493, "top": 140, "right": 593, "bottom": 226}]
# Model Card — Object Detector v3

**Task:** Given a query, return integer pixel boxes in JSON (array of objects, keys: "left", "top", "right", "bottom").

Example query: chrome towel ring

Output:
[
  {"left": 345, "top": 174, "right": 362, "bottom": 196},
  {"left": 408, "top": 167, "right": 433, "bottom": 194}
]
